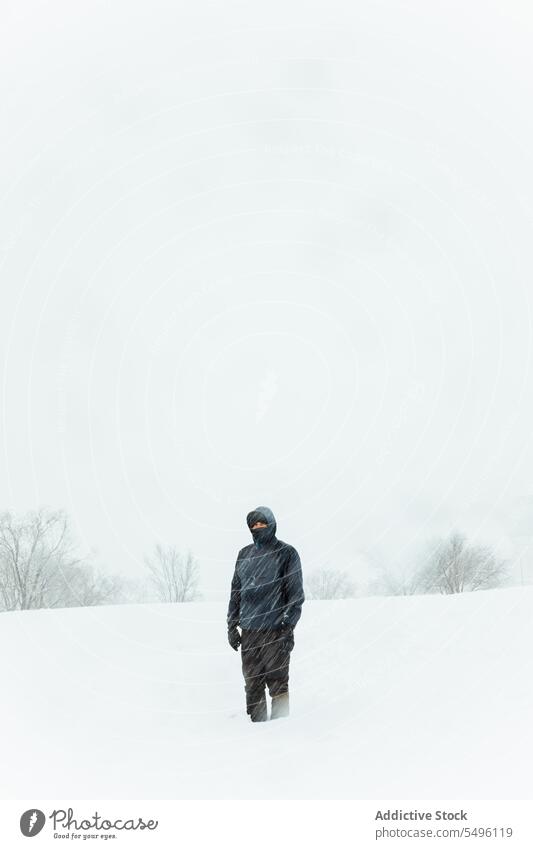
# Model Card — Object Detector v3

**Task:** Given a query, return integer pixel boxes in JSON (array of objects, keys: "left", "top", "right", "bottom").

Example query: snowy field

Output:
[{"left": 1, "top": 586, "right": 532, "bottom": 799}]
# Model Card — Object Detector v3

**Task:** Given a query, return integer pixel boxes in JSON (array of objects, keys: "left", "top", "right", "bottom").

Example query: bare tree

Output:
[
  {"left": 305, "top": 567, "right": 356, "bottom": 600},
  {"left": 415, "top": 531, "right": 510, "bottom": 594},
  {"left": 144, "top": 544, "right": 201, "bottom": 602},
  {"left": 0, "top": 508, "right": 82, "bottom": 611},
  {"left": 368, "top": 563, "right": 423, "bottom": 596},
  {"left": 47, "top": 562, "right": 126, "bottom": 607}
]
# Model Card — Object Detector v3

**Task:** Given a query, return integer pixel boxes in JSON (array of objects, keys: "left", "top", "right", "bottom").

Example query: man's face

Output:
[{"left": 251, "top": 521, "right": 268, "bottom": 530}]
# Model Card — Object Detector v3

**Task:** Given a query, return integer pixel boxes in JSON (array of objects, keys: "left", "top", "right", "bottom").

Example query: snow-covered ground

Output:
[{"left": 1, "top": 586, "right": 531, "bottom": 799}]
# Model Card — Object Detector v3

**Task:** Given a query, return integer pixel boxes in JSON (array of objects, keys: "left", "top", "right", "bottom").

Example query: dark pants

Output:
[{"left": 240, "top": 627, "right": 292, "bottom": 721}]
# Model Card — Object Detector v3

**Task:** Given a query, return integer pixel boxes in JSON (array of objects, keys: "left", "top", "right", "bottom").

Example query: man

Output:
[{"left": 227, "top": 505, "right": 305, "bottom": 722}]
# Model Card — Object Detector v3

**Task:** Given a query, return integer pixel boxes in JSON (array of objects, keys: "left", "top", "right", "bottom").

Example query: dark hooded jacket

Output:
[{"left": 227, "top": 505, "right": 305, "bottom": 630}]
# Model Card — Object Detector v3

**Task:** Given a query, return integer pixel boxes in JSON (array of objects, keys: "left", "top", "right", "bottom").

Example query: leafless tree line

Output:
[
  {"left": 305, "top": 568, "right": 357, "bottom": 600},
  {"left": 0, "top": 508, "right": 512, "bottom": 612},
  {"left": 305, "top": 531, "right": 510, "bottom": 600},
  {"left": 0, "top": 507, "right": 201, "bottom": 612},
  {"left": 369, "top": 531, "right": 510, "bottom": 597}
]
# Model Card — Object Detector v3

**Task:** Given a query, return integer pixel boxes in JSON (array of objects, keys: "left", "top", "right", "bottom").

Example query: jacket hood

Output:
[{"left": 247, "top": 505, "right": 277, "bottom": 547}]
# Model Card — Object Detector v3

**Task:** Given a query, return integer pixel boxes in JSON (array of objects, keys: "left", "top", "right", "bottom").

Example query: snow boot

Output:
[{"left": 270, "top": 691, "right": 289, "bottom": 719}]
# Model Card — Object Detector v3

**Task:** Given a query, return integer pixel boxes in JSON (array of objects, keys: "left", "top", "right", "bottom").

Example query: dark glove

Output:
[
  {"left": 279, "top": 623, "right": 294, "bottom": 653},
  {"left": 228, "top": 625, "right": 241, "bottom": 651}
]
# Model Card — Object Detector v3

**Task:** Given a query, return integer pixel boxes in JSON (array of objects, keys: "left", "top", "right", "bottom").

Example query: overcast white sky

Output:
[{"left": 2, "top": 0, "right": 533, "bottom": 596}]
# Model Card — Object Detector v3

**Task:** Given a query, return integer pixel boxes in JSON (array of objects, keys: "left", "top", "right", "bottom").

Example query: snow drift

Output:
[{"left": 1, "top": 586, "right": 531, "bottom": 799}]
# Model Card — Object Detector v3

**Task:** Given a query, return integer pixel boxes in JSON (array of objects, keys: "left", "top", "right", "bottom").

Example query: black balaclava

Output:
[{"left": 246, "top": 505, "right": 277, "bottom": 548}]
